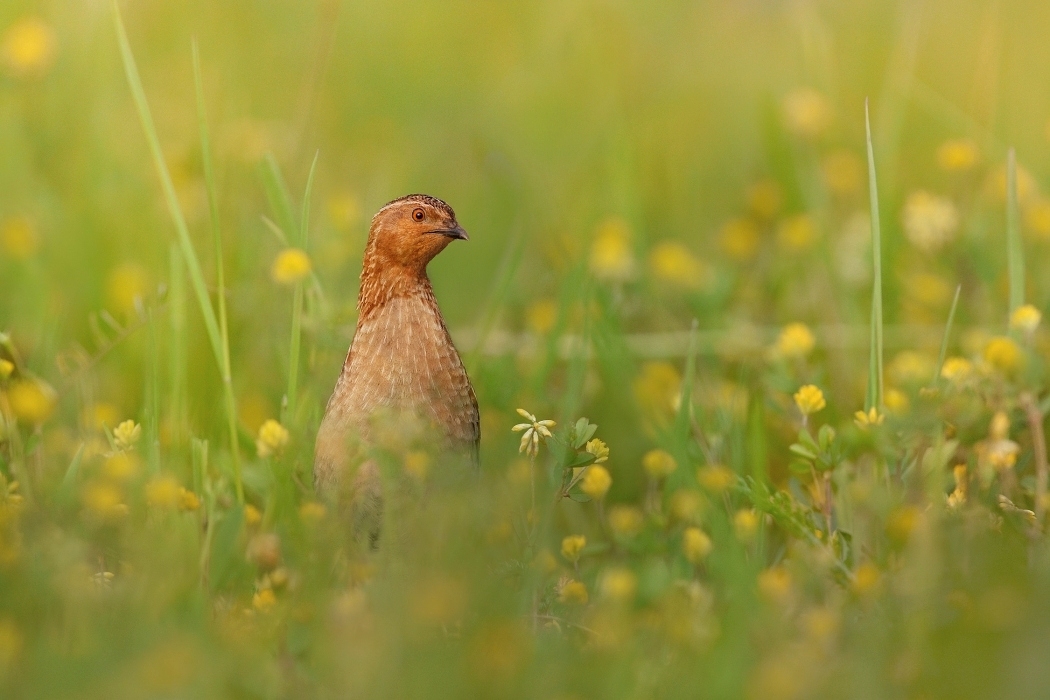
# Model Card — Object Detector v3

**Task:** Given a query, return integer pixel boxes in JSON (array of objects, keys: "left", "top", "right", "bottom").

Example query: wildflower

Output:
[
  {"left": 106, "top": 262, "right": 150, "bottom": 315},
  {"left": 853, "top": 407, "right": 884, "bottom": 429},
  {"left": 7, "top": 378, "right": 56, "bottom": 424},
  {"left": 682, "top": 527, "right": 712, "bottom": 564},
  {"left": 978, "top": 411, "right": 1019, "bottom": 473},
  {"left": 1024, "top": 198, "right": 1050, "bottom": 240},
  {"left": 0, "top": 217, "right": 38, "bottom": 260},
  {"left": 793, "top": 385, "right": 826, "bottom": 417},
  {"left": 884, "top": 389, "right": 910, "bottom": 415},
  {"left": 947, "top": 464, "right": 968, "bottom": 509},
  {"left": 179, "top": 488, "right": 200, "bottom": 512},
  {"left": 940, "top": 357, "right": 973, "bottom": 384},
  {"left": 1, "top": 17, "right": 57, "bottom": 78},
  {"left": 600, "top": 567, "right": 638, "bottom": 603},
  {"left": 113, "top": 419, "right": 141, "bottom": 451},
  {"left": 588, "top": 218, "right": 635, "bottom": 281},
  {"left": 773, "top": 322, "right": 815, "bottom": 360},
  {"left": 256, "top": 419, "right": 289, "bottom": 458},
  {"left": 511, "top": 408, "right": 556, "bottom": 458},
  {"left": 580, "top": 465, "right": 611, "bottom": 500},
  {"left": 851, "top": 562, "right": 881, "bottom": 597},
  {"left": 1010, "top": 304, "right": 1041, "bottom": 335},
  {"left": 271, "top": 248, "right": 312, "bottom": 285},
  {"left": 937, "top": 139, "right": 979, "bottom": 172},
  {"left": 642, "top": 449, "right": 677, "bottom": 479},
  {"left": 697, "top": 464, "right": 735, "bottom": 493},
  {"left": 558, "top": 579, "right": 588, "bottom": 605},
  {"left": 403, "top": 450, "right": 430, "bottom": 480},
  {"left": 525, "top": 298, "right": 558, "bottom": 335},
  {"left": 252, "top": 587, "right": 277, "bottom": 612},
  {"left": 719, "top": 217, "right": 759, "bottom": 261},
  {"left": 244, "top": 504, "right": 262, "bottom": 527},
  {"left": 747, "top": 179, "right": 783, "bottom": 220},
  {"left": 299, "top": 501, "right": 326, "bottom": 523},
  {"left": 983, "top": 336, "right": 1023, "bottom": 375},
  {"left": 890, "top": 351, "right": 934, "bottom": 386},
  {"left": 83, "top": 482, "right": 128, "bottom": 521},
  {"left": 886, "top": 505, "right": 921, "bottom": 543},
  {"left": 584, "top": 438, "right": 609, "bottom": 463},
  {"left": 776, "top": 214, "right": 817, "bottom": 251},
  {"left": 0, "top": 359, "right": 12, "bottom": 382},
  {"left": 102, "top": 452, "right": 140, "bottom": 482},
  {"left": 734, "top": 509, "right": 760, "bottom": 542},
  {"left": 633, "top": 361, "right": 682, "bottom": 418},
  {"left": 145, "top": 475, "right": 181, "bottom": 509},
  {"left": 561, "top": 534, "right": 586, "bottom": 562},
  {"left": 648, "top": 241, "right": 710, "bottom": 289},
  {"left": 669, "top": 490, "right": 704, "bottom": 522},
  {"left": 757, "top": 567, "right": 792, "bottom": 604},
  {"left": 782, "top": 88, "right": 832, "bottom": 139},
  {"left": 902, "top": 191, "right": 958, "bottom": 252},
  {"left": 822, "top": 150, "right": 863, "bottom": 195},
  {"left": 608, "top": 505, "right": 644, "bottom": 537},
  {"left": 327, "top": 192, "right": 360, "bottom": 230}
]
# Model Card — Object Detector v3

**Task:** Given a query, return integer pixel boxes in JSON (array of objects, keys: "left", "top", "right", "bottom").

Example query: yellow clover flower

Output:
[
  {"left": 256, "top": 419, "right": 290, "bottom": 458},
  {"left": 648, "top": 241, "right": 710, "bottom": 289},
  {"left": 599, "top": 567, "right": 637, "bottom": 603},
  {"left": 271, "top": 248, "right": 312, "bottom": 285},
  {"left": 558, "top": 579, "right": 588, "bottom": 605},
  {"left": 1, "top": 17, "right": 57, "bottom": 78},
  {"left": 773, "top": 322, "right": 815, "bottom": 360},
  {"left": 782, "top": 88, "right": 832, "bottom": 139},
  {"left": 940, "top": 357, "right": 973, "bottom": 384},
  {"left": 584, "top": 438, "right": 609, "bottom": 463},
  {"left": 7, "top": 378, "right": 56, "bottom": 425},
  {"left": 793, "top": 385, "right": 826, "bottom": 416},
  {"left": 853, "top": 407, "right": 884, "bottom": 430},
  {"left": 560, "top": 535, "right": 586, "bottom": 563},
  {"left": 589, "top": 218, "right": 635, "bottom": 282},
  {"left": 937, "top": 139, "right": 979, "bottom": 172},
  {"left": 682, "top": 527, "right": 713, "bottom": 565},
  {"left": 113, "top": 419, "right": 141, "bottom": 451},
  {"left": 580, "top": 465, "right": 611, "bottom": 500},
  {"left": 642, "top": 449, "right": 677, "bottom": 479},
  {"left": 1010, "top": 304, "right": 1041, "bottom": 335},
  {"left": 984, "top": 336, "right": 1023, "bottom": 375}
]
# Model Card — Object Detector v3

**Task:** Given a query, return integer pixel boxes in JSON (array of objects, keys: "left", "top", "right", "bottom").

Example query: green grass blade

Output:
[
  {"left": 300, "top": 151, "right": 319, "bottom": 247},
  {"left": 262, "top": 154, "right": 297, "bottom": 245},
  {"left": 865, "top": 99, "right": 885, "bottom": 411},
  {"left": 1006, "top": 148, "right": 1025, "bottom": 316},
  {"left": 194, "top": 39, "right": 243, "bottom": 502},
  {"left": 931, "top": 284, "right": 962, "bottom": 386},
  {"left": 112, "top": 2, "right": 223, "bottom": 368}
]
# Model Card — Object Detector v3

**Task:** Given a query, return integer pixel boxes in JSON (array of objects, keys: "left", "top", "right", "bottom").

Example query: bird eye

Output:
[{"left": 412, "top": 208, "right": 425, "bottom": 222}]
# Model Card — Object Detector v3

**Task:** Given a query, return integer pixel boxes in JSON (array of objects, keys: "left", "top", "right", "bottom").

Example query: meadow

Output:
[{"left": 3, "top": 1, "right": 1050, "bottom": 698}]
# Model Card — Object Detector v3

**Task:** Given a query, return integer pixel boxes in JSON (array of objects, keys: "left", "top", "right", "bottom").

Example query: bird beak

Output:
[{"left": 431, "top": 224, "right": 469, "bottom": 241}]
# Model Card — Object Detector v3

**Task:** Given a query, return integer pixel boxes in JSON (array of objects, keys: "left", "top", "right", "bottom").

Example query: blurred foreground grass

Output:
[{"left": 4, "top": 1, "right": 1050, "bottom": 698}]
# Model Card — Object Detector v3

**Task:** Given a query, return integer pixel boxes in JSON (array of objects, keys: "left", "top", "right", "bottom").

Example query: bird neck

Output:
[{"left": 357, "top": 252, "right": 435, "bottom": 321}]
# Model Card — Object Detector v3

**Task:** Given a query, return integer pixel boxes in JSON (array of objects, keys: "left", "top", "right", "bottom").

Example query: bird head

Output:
[{"left": 365, "top": 194, "right": 468, "bottom": 272}]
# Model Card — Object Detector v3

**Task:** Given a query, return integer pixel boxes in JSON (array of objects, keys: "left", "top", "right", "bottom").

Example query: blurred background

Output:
[{"left": 4, "top": 1, "right": 1050, "bottom": 698}]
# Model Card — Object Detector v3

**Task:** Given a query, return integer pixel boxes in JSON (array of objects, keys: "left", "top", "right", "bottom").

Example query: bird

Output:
[{"left": 314, "top": 194, "right": 480, "bottom": 545}]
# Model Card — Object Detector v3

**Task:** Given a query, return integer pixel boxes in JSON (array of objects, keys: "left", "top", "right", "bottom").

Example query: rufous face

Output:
[{"left": 369, "top": 198, "right": 468, "bottom": 270}]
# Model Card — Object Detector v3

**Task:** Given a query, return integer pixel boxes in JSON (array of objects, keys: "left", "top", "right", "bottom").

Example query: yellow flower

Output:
[
  {"left": 734, "top": 509, "right": 760, "bottom": 541},
  {"left": 0, "top": 217, "right": 39, "bottom": 260},
  {"left": 252, "top": 587, "right": 277, "bottom": 612},
  {"left": 1, "top": 17, "right": 57, "bottom": 78},
  {"left": 0, "top": 359, "right": 13, "bottom": 382},
  {"left": 669, "top": 490, "right": 704, "bottom": 522},
  {"left": 886, "top": 505, "right": 921, "bottom": 543},
  {"left": 822, "top": 150, "right": 863, "bottom": 195},
  {"left": 642, "top": 449, "right": 677, "bottom": 479},
  {"left": 851, "top": 562, "right": 881, "bottom": 597},
  {"left": 580, "top": 465, "right": 611, "bottom": 500},
  {"left": 947, "top": 464, "right": 968, "bottom": 509},
  {"left": 244, "top": 504, "right": 262, "bottom": 527},
  {"left": 782, "top": 88, "right": 832, "bottom": 139},
  {"left": 682, "top": 527, "right": 712, "bottom": 564},
  {"left": 600, "top": 567, "right": 637, "bottom": 603},
  {"left": 747, "top": 180, "right": 783, "bottom": 220},
  {"left": 608, "top": 505, "right": 644, "bottom": 537},
  {"left": 271, "top": 248, "right": 312, "bottom": 285},
  {"left": 584, "top": 438, "right": 609, "bottom": 464},
  {"left": 558, "top": 579, "right": 588, "bottom": 605},
  {"left": 83, "top": 481, "right": 129, "bottom": 521},
  {"left": 106, "top": 262, "right": 151, "bottom": 316},
  {"left": 102, "top": 452, "right": 141, "bottom": 482},
  {"left": 1010, "top": 304, "right": 1041, "bottom": 335},
  {"left": 633, "top": 361, "right": 681, "bottom": 418},
  {"left": 145, "top": 475, "right": 181, "bottom": 509},
  {"left": 776, "top": 214, "right": 817, "bottom": 251},
  {"left": 511, "top": 409, "right": 556, "bottom": 458},
  {"left": 1024, "top": 198, "right": 1050, "bottom": 240},
  {"left": 793, "top": 385, "right": 826, "bottom": 416},
  {"left": 7, "top": 378, "right": 56, "bottom": 424},
  {"left": 179, "top": 488, "right": 201, "bottom": 512},
  {"left": 890, "top": 351, "right": 934, "bottom": 386},
  {"left": 648, "top": 241, "right": 710, "bottom": 289},
  {"left": 902, "top": 191, "right": 958, "bottom": 252},
  {"left": 984, "top": 336, "right": 1023, "bottom": 375},
  {"left": 525, "top": 298, "right": 558, "bottom": 335},
  {"left": 561, "top": 534, "right": 586, "bottom": 562},
  {"left": 589, "top": 218, "right": 635, "bottom": 281},
  {"left": 719, "top": 217, "right": 760, "bottom": 261},
  {"left": 773, "top": 322, "right": 815, "bottom": 360},
  {"left": 757, "top": 567, "right": 792, "bottom": 604},
  {"left": 697, "top": 464, "right": 735, "bottom": 494},
  {"left": 937, "top": 139, "right": 979, "bottom": 172},
  {"left": 113, "top": 419, "right": 141, "bottom": 451},
  {"left": 299, "top": 501, "right": 326, "bottom": 523},
  {"left": 884, "top": 388, "right": 910, "bottom": 415},
  {"left": 255, "top": 419, "right": 289, "bottom": 458},
  {"left": 853, "top": 407, "right": 884, "bottom": 430}
]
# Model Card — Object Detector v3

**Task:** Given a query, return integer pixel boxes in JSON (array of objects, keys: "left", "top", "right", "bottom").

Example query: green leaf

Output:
[
  {"left": 789, "top": 460, "right": 813, "bottom": 475},
  {"left": 818, "top": 425, "right": 836, "bottom": 450},
  {"left": 789, "top": 444, "right": 817, "bottom": 460}
]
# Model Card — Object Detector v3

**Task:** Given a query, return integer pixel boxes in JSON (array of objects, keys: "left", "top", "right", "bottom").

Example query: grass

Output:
[{"left": 2, "top": 1, "right": 1050, "bottom": 698}]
